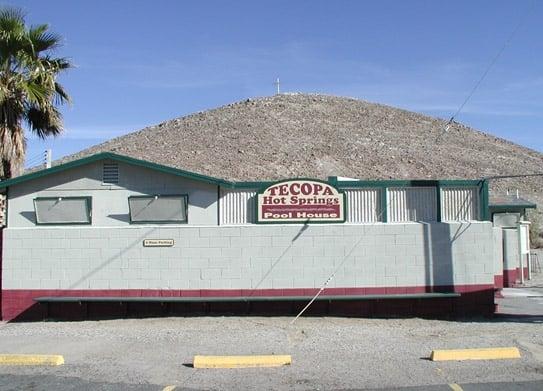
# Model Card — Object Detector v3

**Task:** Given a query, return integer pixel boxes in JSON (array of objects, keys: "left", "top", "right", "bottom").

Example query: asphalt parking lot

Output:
[{"left": 0, "top": 281, "right": 542, "bottom": 390}]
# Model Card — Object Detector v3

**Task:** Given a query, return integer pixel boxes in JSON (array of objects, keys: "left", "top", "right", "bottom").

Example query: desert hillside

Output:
[{"left": 61, "top": 93, "right": 543, "bottom": 213}]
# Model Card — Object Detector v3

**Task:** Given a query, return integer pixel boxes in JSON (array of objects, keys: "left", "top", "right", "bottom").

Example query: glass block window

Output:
[
  {"left": 128, "top": 195, "right": 188, "bottom": 223},
  {"left": 34, "top": 197, "right": 92, "bottom": 225}
]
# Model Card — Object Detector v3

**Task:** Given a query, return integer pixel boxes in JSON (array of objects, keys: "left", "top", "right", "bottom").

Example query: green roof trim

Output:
[
  {"left": 0, "top": 152, "right": 232, "bottom": 189},
  {"left": 329, "top": 177, "right": 483, "bottom": 188},
  {"left": 489, "top": 204, "right": 537, "bottom": 211},
  {"left": 0, "top": 152, "right": 491, "bottom": 197},
  {"left": 230, "top": 181, "right": 275, "bottom": 189}
]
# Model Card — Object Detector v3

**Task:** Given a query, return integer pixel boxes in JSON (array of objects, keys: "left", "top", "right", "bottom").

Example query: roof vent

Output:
[{"left": 102, "top": 162, "right": 119, "bottom": 184}]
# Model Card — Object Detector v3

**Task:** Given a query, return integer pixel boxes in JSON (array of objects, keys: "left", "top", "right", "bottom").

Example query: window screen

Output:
[
  {"left": 34, "top": 197, "right": 92, "bottom": 225},
  {"left": 129, "top": 195, "right": 187, "bottom": 223}
]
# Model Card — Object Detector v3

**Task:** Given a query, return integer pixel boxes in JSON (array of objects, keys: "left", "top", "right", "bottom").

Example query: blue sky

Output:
[{"left": 4, "top": 0, "right": 542, "bottom": 167}]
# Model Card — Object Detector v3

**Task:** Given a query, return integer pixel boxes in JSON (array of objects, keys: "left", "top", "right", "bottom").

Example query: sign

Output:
[
  {"left": 519, "top": 223, "right": 531, "bottom": 255},
  {"left": 257, "top": 179, "right": 345, "bottom": 223},
  {"left": 143, "top": 239, "right": 174, "bottom": 247}
]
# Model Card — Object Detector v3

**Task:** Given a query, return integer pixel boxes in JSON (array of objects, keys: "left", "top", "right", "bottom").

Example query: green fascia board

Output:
[
  {"left": 490, "top": 204, "right": 537, "bottom": 211},
  {"left": 230, "top": 181, "right": 275, "bottom": 189},
  {"left": 223, "top": 179, "right": 484, "bottom": 191},
  {"left": 0, "top": 151, "right": 488, "bottom": 194},
  {"left": 480, "top": 180, "right": 490, "bottom": 221},
  {"left": 334, "top": 179, "right": 482, "bottom": 188},
  {"left": 0, "top": 152, "right": 233, "bottom": 189}
]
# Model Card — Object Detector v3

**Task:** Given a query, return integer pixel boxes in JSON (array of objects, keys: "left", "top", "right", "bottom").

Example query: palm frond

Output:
[
  {"left": 19, "top": 79, "right": 48, "bottom": 105},
  {"left": 0, "top": 6, "right": 70, "bottom": 178},
  {"left": 28, "top": 24, "right": 61, "bottom": 53},
  {"left": 53, "top": 81, "right": 71, "bottom": 105},
  {"left": 0, "top": 7, "right": 25, "bottom": 31},
  {"left": 39, "top": 56, "right": 73, "bottom": 72},
  {"left": 25, "top": 104, "right": 63, "bottom": 139}
]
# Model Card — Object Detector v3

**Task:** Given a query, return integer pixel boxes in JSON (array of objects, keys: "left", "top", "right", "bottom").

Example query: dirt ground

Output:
[{"left": 0, "top": 282, "right": 542, "bottom": 391}]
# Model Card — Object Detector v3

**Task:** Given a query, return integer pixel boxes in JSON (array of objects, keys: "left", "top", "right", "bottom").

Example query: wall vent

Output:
[{"left": 102, "top": 162, "right": 119, "bottom": 184}]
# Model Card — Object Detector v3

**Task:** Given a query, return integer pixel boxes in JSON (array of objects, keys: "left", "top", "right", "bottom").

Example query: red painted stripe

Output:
[
  {"left": 1, "top": 284, "right": 496, "bottom": 321},
  {"left": 0, "top": 228, "right": 3, "bottom": 308},
  {"left": 494, "top": 274, "right": 504, "bottom": 289},
  {"left": 503, "top": 269, "right": 517, "bottom": 287},
  {"left": 503, "top": 267, "right": 529, "bottom": 287}
]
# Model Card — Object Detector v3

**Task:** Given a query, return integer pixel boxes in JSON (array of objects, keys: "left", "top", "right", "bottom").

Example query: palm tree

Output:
[{"left": 0, "top": 7, "right": 71, "bottom": 179}]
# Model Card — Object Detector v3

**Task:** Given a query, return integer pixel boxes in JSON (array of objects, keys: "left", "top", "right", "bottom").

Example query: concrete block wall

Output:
[
  {"left": 492, "top": 227, "right": 504, "bottom": 287},
  {"left": 2, "top": 222, "right": 495, "bottom": 292},
  {"left": 502, "top": 227, "right": 525, "bottom": 286}
]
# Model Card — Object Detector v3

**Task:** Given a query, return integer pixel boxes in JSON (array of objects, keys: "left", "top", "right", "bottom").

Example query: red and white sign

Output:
[{"left": 257, "top": 180, "right": 345, "bottom": 223}]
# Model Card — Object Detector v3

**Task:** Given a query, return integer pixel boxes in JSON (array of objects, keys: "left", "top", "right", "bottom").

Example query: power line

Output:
[
  {"left": 439, "top": 0, "right": 536, "bottom": 137},
  {"left": 484, "top": 173, "right": 543, "bottom": 180},
  {"left": 290, "top": 170, "right": 543, "bottom": 323},
  {"left": 291, "top": 206, "right": 388, "bottom": 324}
]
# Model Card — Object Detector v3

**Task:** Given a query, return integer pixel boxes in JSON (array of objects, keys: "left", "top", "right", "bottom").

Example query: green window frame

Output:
[
  {"left": 33, "top": 196, "right": 92, "bottom": 225},
  {"left": 128, "top": 194, "right": 188, "bottom": 224}
]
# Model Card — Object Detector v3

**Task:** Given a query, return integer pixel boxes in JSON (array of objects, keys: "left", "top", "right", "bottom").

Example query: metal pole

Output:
[
  {"left": 45, "top": 149, "right": 52, "bottom": 169},
  {"left": 518, "top": 222, "right": 524, "bottom": 284},
  {"left": 527, "top": 252, "right": 532, "bottom": 280}
]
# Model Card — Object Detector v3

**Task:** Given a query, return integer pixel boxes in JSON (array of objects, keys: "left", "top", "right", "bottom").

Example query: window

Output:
[
  {"left": 34, "top": 197, "right": 92, "bottom": 225},
  {"left": 128, "top": 195, "right": 188, "bottom": 223}
]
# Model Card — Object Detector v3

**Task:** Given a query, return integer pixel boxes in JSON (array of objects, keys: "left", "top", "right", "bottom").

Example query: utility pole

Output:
[{"left": 45, "top": 149, "right": 52, "bottom": 169}]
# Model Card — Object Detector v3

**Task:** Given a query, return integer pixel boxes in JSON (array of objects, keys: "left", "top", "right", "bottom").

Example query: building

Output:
[
  {"left": 490, "top": 194, "right": 537, "bottom": 287},
  {"left": 0, "top": 152, "right": 509, "bottom": 321}
]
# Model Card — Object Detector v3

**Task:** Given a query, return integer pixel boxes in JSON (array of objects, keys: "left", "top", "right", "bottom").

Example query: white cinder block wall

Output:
[
  {"left": 2, "top": 222, "right": 495, "bottom": 290},
  {"left": 492, "top": 227, "right": 503, "bottom": 278}
]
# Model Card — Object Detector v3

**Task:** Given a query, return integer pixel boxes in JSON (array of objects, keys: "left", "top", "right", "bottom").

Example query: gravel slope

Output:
[{"left": 58, "top": 93, "right": 543, "bottom": 209}]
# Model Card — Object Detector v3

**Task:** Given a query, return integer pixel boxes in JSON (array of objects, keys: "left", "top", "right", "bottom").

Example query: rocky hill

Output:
[{"left": 61, "top": 93, "right": 543, "bottom": 211}]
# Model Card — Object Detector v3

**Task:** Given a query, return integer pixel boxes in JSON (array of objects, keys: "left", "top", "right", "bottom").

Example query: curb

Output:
[
  {"left": 430, "top": 347, "right": 520, "bottom": 361},
  {"left": 0, "top": 354, "right": 64, "bottom": 366},
  {"left": 193, "top": 355, "right": 292, "bottom": 368}
]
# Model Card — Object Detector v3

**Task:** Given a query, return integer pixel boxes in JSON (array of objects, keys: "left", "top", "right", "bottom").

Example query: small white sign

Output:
[
  {"left": 519, "top": 224, "right": 530, "bottom": 255},
  {"left": 143, "top": 239, "right": 174, "bottom": 247}
]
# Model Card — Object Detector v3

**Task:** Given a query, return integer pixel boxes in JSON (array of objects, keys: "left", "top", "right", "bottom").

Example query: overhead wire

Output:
[
  {"left": 437, "top": 0, "right": 537, "bottom": 140},
  {"left": 291, "top": 170, "right": 543, "bottom": 324},
  {"left": 290, "top": 203, "right": 389, "bottom": 324}
]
